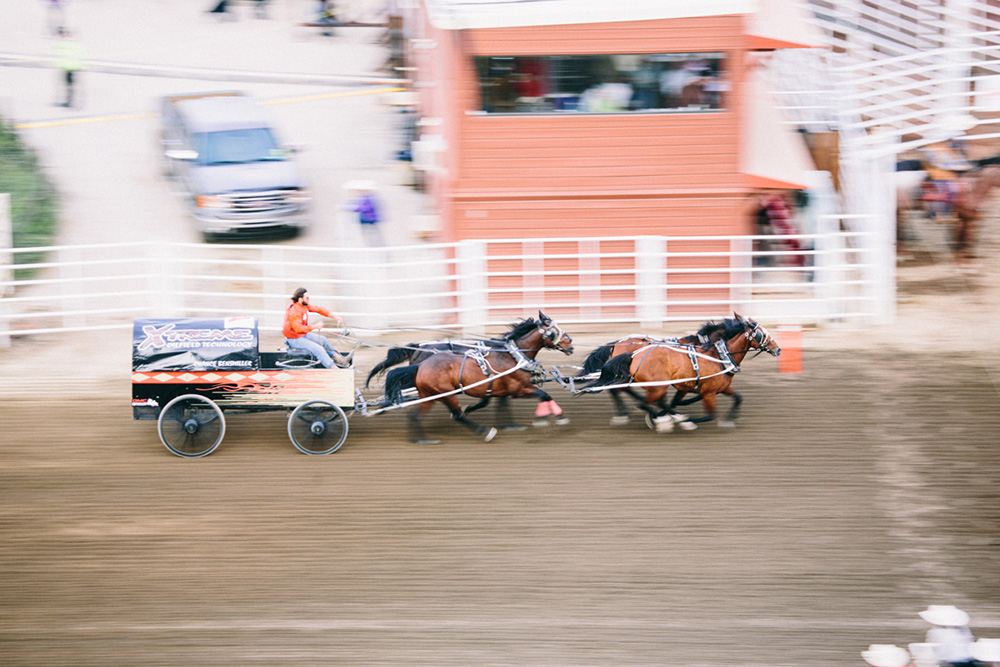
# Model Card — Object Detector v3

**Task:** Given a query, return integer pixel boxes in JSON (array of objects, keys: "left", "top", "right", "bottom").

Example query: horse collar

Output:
[{"left": 715, "top": 339, "right": 740, "bottom": 374}]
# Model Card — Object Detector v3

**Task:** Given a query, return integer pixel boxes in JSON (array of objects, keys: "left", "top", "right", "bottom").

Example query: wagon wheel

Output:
[
  {"left": 157, "top": 394, "right": 226, "bottom": 458},
  {"left": 288, "top": 400, "right": 349, "bottom": 455}
]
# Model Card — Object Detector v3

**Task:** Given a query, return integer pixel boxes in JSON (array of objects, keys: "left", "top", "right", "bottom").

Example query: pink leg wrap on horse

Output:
[
  {"left": 549, "top": 401, "right": 563, "bottom": 416},
  {"left": 535, "top": 401, "right": 552, "bottom": 417}
]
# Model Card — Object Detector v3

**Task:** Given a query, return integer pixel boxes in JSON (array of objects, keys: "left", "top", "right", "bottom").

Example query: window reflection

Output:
[{"left": 474, "top": 54, "right": 728, "bottom": 114}]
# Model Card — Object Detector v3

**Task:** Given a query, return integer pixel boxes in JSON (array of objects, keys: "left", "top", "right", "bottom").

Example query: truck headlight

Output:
[{"left": 196, "top": 195, "right": 229, "bottom": 209}]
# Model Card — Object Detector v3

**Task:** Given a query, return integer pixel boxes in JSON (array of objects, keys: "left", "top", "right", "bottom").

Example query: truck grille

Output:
[{"left": 223, "top": 190, "right": 297, "bottom": 213}]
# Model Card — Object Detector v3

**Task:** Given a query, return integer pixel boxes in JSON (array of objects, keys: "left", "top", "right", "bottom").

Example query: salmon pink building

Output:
[{"left": 404, "top": 0, "right": 820, "bottom": 243}]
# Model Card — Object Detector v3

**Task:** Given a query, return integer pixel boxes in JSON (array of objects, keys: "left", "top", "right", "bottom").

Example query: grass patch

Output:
[{"left": 0, "top": 116, "right": 59, "bottom": 276}]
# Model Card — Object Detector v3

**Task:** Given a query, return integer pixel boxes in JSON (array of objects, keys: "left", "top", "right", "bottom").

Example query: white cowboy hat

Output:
[
  {"left": 919, "top": 605, "right": 970, "bottom": 627},
  {"left": 972, "top": 638, "right": 1000, "bottom": 662},
  {"left": 862, "top": 644, "right": 911, "bottom": 667}
]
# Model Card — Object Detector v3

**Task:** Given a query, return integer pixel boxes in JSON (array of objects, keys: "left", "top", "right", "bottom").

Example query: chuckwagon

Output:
[{"left": 131, "top": 317, "right": 355, "bottom": 457}]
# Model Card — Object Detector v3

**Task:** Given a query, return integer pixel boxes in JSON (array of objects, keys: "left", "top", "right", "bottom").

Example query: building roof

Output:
[
  {"left": 424, "top": 0, "right": 824, "bottom": 48},
  {"left": 424, "top": 0, "right": 754, "bottom": 30}
]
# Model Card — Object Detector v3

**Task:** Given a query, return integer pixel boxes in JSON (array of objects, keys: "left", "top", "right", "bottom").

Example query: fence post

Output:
[
  {"left": 456, "top": 240, "right": 487, "bottom": 332},
  {"left": 731, "top": 236, "right": 753, "bottom": 314},
  {"left": 59, "top": 246, "right": 81, "bottom": 329},
  {"left": 0, "top": 194, "right": 10, "bottom": 348},
  {"left": 636, "top": 236, "right": 665, "bottom": 328}
]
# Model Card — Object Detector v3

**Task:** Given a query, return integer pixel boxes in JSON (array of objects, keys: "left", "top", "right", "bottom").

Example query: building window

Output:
[{"left": 474, "top": 54, "right": 728, "bottom": 114}]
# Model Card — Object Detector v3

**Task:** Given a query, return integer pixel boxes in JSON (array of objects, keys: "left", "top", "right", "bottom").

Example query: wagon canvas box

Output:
[{"left": 131, "top": 317, "right": 354, "bottom": 457}]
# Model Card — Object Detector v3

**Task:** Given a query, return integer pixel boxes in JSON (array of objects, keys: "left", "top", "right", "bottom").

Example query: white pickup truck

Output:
[{"left": 160, "top": 91, "right": 311, "bottom": 240}]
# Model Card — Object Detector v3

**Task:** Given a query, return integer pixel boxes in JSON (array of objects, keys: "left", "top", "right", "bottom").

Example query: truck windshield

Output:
[{"left": 193, "top": 128, "right": 286, "bottom": 165}]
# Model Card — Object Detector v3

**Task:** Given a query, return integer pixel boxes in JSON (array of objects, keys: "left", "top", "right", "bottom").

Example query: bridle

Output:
[
  {"left": 538, "top": 319, "right": 572, "bottom": 352},
  {"left": 744, "top": 320, "right": 778, "bottom": 357}
]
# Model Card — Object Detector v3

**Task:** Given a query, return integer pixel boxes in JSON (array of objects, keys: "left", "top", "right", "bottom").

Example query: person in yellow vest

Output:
[{"left": 52, "top": 27, "right": 84, "bottom": 108}]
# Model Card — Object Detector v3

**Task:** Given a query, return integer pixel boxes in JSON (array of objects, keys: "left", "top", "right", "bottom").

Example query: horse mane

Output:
[
  {"left": 698, "top": 318, "right": 746, "bottom": 349},
  {"left": 503, "top": 317, "right": 538, "bottom": 341}
]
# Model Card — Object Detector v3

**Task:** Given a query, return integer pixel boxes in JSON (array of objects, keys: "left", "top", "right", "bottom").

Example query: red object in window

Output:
[{"left": 512, "top": 58, "right": 546, "bottom": 98}]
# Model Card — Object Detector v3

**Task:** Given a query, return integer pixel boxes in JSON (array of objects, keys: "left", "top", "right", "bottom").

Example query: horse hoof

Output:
[
  {"left": 532, "top": 418, "right": 550, "bottom": 428},
  {"left": 644, "top": 413, "right": 655, "bottom": 430},
  {"left": 678, "top": 421, "right": 698, "bottom": 431},
  {"left": 718, "top": 420, "right": 736, "bottom": 429},
  {"left": 413, "top": 438, "right": 441, "bottom": 445},
  {"left": 670, "top": 413, "right": 689, "bottom": 423},
  {"left": 610, "top": 415, "right": 630, "bottom": 426},
  {"left": 555, "top": 417, "right": 570, "bottom": 426},
  {"left": 501, "top": 424, "right": 527, "bottom": 432},
  {"left": 655, "top": 421, "right": 675, "bottom": 434},
  {"left": 483, "top": 427, "right": 498, "bottom": 442}
]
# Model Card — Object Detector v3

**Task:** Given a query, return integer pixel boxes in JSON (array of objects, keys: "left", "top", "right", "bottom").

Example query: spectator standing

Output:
[
  {"left": 52, "top": 27, "right": 83, "bottom": 108},
  {"left": 919, "top": 605, "right": 978, "bottom": 667},
  {"left": 345, "top": 182, "right": 385, "bottom": 246}
]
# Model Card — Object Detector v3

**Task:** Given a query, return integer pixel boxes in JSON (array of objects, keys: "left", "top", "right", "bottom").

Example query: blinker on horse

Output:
[
  {"left": 382, "top": 312, "right": 574, "bottom": 444},
  {"left": 588, "top": 313, "right": 780, "bottom": 432}
]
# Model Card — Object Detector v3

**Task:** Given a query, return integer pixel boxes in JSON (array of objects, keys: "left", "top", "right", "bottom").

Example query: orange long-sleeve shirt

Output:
[{"left": 282, "top": 302, "right": 332, "bottom": 339}]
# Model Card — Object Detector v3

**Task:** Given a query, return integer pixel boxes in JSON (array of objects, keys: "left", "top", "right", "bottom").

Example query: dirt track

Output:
[{"left": 2, "top": 339, "right": 999, "bottom": 666}]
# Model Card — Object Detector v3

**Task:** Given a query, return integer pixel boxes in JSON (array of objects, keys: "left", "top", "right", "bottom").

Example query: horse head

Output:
[
  {"left": 734, "top": 312, "right": 781, "bottom": 356},
  {"left": 537, "top": 311, "right": 574, "bottom": 355}
]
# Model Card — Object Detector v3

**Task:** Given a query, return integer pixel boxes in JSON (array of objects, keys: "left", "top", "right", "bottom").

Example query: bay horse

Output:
[
  {"left": 383, "top": 312, "right": 574, "bottom": 444},
  {"left": 577, "top": 320, "right": 730, "bottom": 426},
  {"left": 896, "top": 164, "right": 1000, "bottom": 259},
  {"left": 365, "top": 335, "right": 530, "bottom": 430},
  {"left": 366, "top": 337, "right": 506, "bottom": 388},
  {"left": 588, "top": 314, "right": 780, "bottom": 432}
]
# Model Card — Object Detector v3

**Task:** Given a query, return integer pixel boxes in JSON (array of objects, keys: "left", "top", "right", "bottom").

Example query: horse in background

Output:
[
  {"left": 588, "top": 314, "right": 780, "bottom": 432},
  {"left": 383, "top": 313, "right": 574, "bottom": 444},
  {"left": 577, "top": 320, "right": 730, "bottom": 426},
  {"left": 896, "top": 162, "right": 1000, "bottom": 260}
]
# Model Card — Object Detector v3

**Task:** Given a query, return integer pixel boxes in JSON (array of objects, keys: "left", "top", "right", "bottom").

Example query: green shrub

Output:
[{"left": 0, "top": 116, "right": 59, "bottom": 274}]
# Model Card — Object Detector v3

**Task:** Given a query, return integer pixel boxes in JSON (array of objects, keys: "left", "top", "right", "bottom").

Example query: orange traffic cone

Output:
[{"left": 777, "top": 324, "right": 803, "bottom": 374}]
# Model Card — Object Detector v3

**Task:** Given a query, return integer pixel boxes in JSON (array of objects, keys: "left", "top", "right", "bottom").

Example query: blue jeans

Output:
[{"left": 286, "top": 332, "right": 337, "bottom": 368}]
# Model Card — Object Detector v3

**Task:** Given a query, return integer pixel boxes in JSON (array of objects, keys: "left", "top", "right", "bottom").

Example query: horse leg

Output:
[
  {"left": 718, "top": 388, "right": 742, "bottom": 428},
  {"left": 441, "top": 395, "right": 497, "bottom": 442},
  {"left": 408, "top": 403, "right": 440, "bottom": 445},
  {"left": 954, "top": 209, "right": 976, "bottom": 261},
  {"left": 685, "top": 393, "right": 718, "bottom": 424},
  {"left": 495, "top": 396, "right": 526, "bottom": 431},
  {"left": 464, "top": 396, "right": 491, "bottom": 415},
  {"left": 609, "top": 389, "right": 631, "bottom": 426},
  {"left": 530, "top": 389, "right": 569, "bottom": 427}
]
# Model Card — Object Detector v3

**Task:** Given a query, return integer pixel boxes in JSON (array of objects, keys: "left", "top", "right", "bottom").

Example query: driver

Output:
[{"left": 283, "top": 287, "right": 353, "bottom": 369}]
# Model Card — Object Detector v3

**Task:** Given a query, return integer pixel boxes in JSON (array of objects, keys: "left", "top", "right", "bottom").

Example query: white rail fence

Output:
[{"left": 0, "top": 226, "right": 881, "bottom": 346}]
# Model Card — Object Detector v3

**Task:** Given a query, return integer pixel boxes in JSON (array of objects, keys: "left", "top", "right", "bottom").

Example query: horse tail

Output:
[
  {"left": 384, "top": 365, "right": 420, "bottom": 405},
  {"left": 579, "top": 343, "right": 614, "bottom": 376},
  {"left": 364, "top": 346, "right": 415, "bottom": 388},
  {"left": 587, "top": 352, "right": 634, "bottom": 389}
]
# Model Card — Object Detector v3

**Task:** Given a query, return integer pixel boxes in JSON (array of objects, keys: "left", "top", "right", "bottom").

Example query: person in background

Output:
[
  {"left": 862, "top": 644, "right": 913, "bottom": 667},
  {"left": 52, "top": 27, "right": 83, "bottom": 108},
  {"left": 920, "top": 138, "right": 971, "bottom": 218},
  {"left": 971, "top": 638, "right": 1000, "bottom": 667},
  {"left": 919, "top": 605, "right": 979, "bottom": 667},
  {"left": 345, "top": 183, "right": 385, "bottom": 246},
  {"left": 283, "top": 288, "right": 353, "bottom": 369}
]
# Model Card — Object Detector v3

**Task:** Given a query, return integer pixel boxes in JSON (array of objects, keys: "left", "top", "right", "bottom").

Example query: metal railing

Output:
[{"left": 0, "top": 225, "right": 881, "bottom": 346}]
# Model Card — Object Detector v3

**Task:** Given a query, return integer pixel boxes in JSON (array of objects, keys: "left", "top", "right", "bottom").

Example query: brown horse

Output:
[
  {"left": 577, "top": 320, "right": 730, "bottom": 425},
  {"left": 383, "top": 312, "right": 574, "bottom": 444},
  {"left": 588, "top": 314, "right": 780, "bottom": 432},
  {"left": 896, "top": 164, "right": 1000, "bottom": 259}
]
